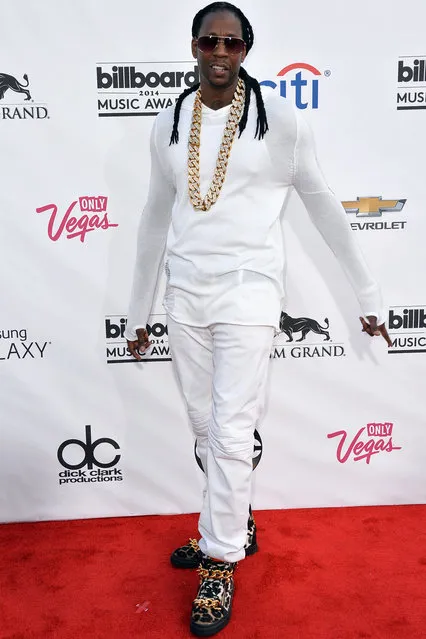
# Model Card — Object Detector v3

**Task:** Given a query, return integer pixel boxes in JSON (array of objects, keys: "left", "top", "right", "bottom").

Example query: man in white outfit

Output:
[{"left": 125, "top": 2, "right": 391, "bottom": 635}]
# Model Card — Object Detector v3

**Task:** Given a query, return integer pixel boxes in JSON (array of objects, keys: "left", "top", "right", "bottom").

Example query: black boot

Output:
[
  {"left": 170, "top": 506, "right": 257, "bottom": 568},
  {"left": 245, "top": 504, "right": 258, "bottom": 556},
  {"left": 190, "top": 556, "right": 236, "bottom": 637}
]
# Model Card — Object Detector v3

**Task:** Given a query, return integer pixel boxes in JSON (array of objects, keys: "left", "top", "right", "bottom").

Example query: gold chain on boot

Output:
[
  {"left": 188, "top": 78, "right": 245, "bottom": 212},
  {"left": 197, "top": 566, "right": 235, "bottom": 582}
]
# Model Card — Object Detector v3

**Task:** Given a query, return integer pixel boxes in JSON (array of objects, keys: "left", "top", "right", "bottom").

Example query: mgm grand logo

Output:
[
  {"left": 271, "top": 312, "right": 345, "bottom": 359},
  {"left": 0, "top": 72, "right": 49, "bottom": 120}
]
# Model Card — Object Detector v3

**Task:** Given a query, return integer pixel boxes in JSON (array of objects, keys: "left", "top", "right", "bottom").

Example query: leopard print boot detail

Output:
[
  {"left": 171, "top": 507, "right": 257, "bottom": 569},
  {"left": 190, "top": 556, "right": 237, "bottom": 637},
  {"left": 170, "top": 538, "right": 202, "bottom": 568},
  {"left": 245, "top": 505, "right": 258, "bottom": 556}
]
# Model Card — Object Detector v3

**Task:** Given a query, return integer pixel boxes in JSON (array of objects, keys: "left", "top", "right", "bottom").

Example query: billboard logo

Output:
[
  {"left": 105, "top": 314, "right": 171, "bottom": 363},
  {"left": 397, "top": 57, "right": 426, "bottom": 110},
  {"left": 96, "top": 62, "right": 199, "bottom": 117},
  {"left": 388, "top": 306, "right": 426, "bottom": 354}
]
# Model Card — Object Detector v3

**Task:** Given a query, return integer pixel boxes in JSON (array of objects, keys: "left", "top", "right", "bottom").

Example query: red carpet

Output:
[{"left": 1, "top": 505, "right": 426, "bottom": 638}]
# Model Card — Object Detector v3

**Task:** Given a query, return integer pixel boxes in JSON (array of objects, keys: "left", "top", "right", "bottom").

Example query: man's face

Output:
[{"left": 191, "top": 10, "right": 247, "bottom": 90}]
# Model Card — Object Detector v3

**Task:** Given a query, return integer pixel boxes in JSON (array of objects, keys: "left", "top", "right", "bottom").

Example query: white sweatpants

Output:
[{"left": 167, "top": 316, "right": 274, "bottom": 563}]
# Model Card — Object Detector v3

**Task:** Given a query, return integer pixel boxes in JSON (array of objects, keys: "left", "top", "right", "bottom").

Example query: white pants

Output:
[{"left": 167, "top": 316, "right": 274, "bottom": 563}]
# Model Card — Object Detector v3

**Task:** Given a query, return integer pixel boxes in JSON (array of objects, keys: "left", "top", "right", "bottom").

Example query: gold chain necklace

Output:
[{"left": 188, "top": 78, "right": 245, "bottom": 212}]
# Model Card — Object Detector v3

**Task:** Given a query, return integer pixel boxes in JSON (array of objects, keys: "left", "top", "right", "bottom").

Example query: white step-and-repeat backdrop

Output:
[{"left": 1, "top": 0, "right": 425, "bottom": 523}]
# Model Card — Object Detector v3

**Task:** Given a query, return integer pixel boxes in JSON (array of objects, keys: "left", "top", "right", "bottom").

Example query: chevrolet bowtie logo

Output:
[{"left": 342, "top": 196, "right": 406, "bottom": 217}]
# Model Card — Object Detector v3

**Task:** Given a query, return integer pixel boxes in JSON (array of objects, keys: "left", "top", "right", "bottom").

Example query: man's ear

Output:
[{"left": 191, "top": 39, "right": 198, "bottom": 59}]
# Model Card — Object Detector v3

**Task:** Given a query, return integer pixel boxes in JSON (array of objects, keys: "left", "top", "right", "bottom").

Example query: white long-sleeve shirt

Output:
[{"left": 124, "top": 88, "right": 383, "bottom": 341}]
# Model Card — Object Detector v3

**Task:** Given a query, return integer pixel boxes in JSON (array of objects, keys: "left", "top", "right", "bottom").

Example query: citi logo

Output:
[
  {"left": 96, "top": 65, "right": 199, "bottom": 90},
  {"left": 398, "top": 58, "right": 426, "bottom": 83},
  {"left": 261, "top": 63, "right": 329, "bottom": 109}
]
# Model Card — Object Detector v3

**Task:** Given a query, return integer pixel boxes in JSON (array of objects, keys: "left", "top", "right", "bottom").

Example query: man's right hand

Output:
[{"left": 127, "top": 327, "right": 151, "bottom": 361}]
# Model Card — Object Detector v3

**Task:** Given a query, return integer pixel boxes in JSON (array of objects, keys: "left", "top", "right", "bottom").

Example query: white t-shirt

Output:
[{"left": 124, "top": 87, "right": 383, "bottom": 340}]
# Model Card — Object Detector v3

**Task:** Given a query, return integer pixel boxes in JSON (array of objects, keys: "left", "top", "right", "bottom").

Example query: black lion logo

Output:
[
  {"left": 0, "top": 73, "right": 32, "bottom": 101},
  {"left": 279, "top": 311, "right": 330, "bottom": 342}
]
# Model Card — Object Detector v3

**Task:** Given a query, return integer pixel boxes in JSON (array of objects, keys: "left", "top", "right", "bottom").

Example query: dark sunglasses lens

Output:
[
  {"left": 197, "top": 36, "right": 245, "bottom": 54},
  {"left": 225, "top": 38, "right": 245, "bottom": 54},
  {"left": 197, "top": 36, "right": 218, "bottom": 53}
]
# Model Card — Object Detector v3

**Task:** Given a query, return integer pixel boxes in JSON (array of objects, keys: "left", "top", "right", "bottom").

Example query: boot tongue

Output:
[
  {"left": 203, "top": 557, "right": 229, "bottom": 570},
  {"left": 208, "top": 557, "right": 225, "bottom": 563}
]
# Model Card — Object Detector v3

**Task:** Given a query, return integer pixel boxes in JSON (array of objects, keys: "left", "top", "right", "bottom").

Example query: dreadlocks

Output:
[{"left": 169, "top": 2, "right": 269, "bottom": 145}]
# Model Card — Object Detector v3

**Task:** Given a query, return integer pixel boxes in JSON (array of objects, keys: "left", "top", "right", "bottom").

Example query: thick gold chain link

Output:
[
  {"left": 189, "top": 538, "right": 200, "bottom": 551},
  {"left": 193, "top": 598, "right": 222, "bottom": 610},
  {"left": 188, "top": 78, "right": 245, "bottom": 212},
  {"left": 197, "top": 566, "right": 235, "bottom": 582}
]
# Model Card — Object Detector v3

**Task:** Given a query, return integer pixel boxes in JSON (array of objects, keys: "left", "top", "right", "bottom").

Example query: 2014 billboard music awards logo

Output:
[
  {"left": 388, "top": 306, "right": 426, "bottom": 354},
  {"left": 0, "top": 327, "right": 50, "bottom": 361},
  {"left": 105, "top": 314, "right": 171, "bottom": 363},
  {"left": 0, "top": 71, "right": 49, "bottom": 120},
  {"left": 57, "top": 425, "right": 123, "bottom": 486},
  {"left": 396, "top": 57, "right": 426, "bottom": 110},
  {"left": 271, "top": 311, "right": 345, "bottom": 359},
  {"left": 327, "top": 422, "right": 402, "bottom": 464},
  {"left": 342, "top": 196, "right": 407, "bottom": 231},
  {"left": 260, "top": 62, "right": 330, "bottom": 109},
  {"left": 36, "top": 195, "right": 118, "bottom": 243},
  {"left": 96, "top": 62, "right": 199, "bottom": 117}
]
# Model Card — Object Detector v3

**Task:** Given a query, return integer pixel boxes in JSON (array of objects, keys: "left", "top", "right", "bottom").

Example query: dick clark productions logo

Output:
[
  {"left": 36, "top": 195, "right": 118, "bottom": 243},
  {"left": 327, "top": 422, "right": 402, "bottom": 464},
  {"left": 57, "top": 425, "right": 123, "bottom": 486}
]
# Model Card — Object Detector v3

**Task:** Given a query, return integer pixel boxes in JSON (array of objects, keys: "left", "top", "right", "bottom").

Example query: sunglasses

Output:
[{"left": 196, "top": 35, "right": 246, "bottom": 55}]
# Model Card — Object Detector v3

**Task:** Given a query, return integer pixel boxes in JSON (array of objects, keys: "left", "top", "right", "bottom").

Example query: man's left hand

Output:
[{"left": 360, "top": 316, "right": 393, "bottom": 347}]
